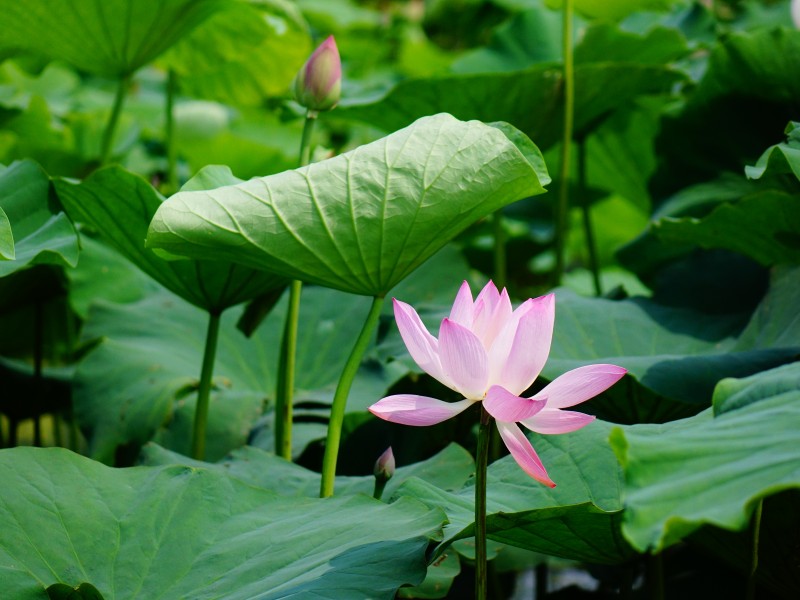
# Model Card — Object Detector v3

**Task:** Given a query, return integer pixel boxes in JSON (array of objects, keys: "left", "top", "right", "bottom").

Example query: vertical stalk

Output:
[
  {"left": 274, "top": 279, "right": 302, "bottom": 459},
  {"left": 553, "top": 0, "right": 574, "bottom": 286},
  {"left": 475, "top": 406, "right": 492, "bottom": 600},
  {"left": 274, "top": 112, "right": 317, "bottom": 460},
  {"left": 100, "top": 75, "right": 131, "bottom": 166},
  {"left": 190, "top": 311, "right": 222, "bottom": 460},
  {"left": 536, "top": 563, "right": 549, "bottom": 598},
  {"left": 491, "top": 211, "right": 506, "bottom": 291},
  {"left": 746, "top": 499, "right": 763, "bottom": 600},
  {"left": 577, "top": 141, "right": 601, "bottom": 295},
  {"left": 165, "top": 69, "right": 179, "bottom": 194},
  {"left": 320, "top": 295, "right": 385, "bottom": 497}
]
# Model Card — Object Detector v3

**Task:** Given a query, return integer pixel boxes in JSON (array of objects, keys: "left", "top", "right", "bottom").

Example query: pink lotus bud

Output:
[
  {"left": 374, "top": 446, "right": 395, "bottom": 481},
  {"left": 372, "top": 446, "right": 395, "bottom": 500},
  {"left": 293, "top": 36, "right": 341, "bottom": 113}
]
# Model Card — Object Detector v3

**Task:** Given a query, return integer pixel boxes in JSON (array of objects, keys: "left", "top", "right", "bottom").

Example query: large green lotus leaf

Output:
[
  {"left": 0, "top": 160, "right": 79, "bottom": 278},
  {"left": 610, "top": 363, "right": 800, "bottom": 553},
  {"left": 141, "top": 441, "right": 474, "bottom": 498},
  {"left": 653, "top": 190, "right": 800, "bottom": 266},
  {"left": 395, "top": 419, "right": 635, "bottom": 564},
  {"left": 337, "top": 63, "right": 683, "bottom": 151},
  {"left": 54, "top": 166, "right": 285, "bottom": 313},
  {"left": 147, "top": 114, "right": 550, "bottom": 296},
  {"left": 652, "top": 28, "right": 800, "bottom": 196},
  {"left": 74, "top": 283, "right": 389, "bottom": 464},
  {"left": 0, "top": 447, "right": 444, "bottom": 599},
  {"left": 161, "top": 0, "right": 310, "bottom": 106},
  {"left": 0, "top": 0, "right": 223, "bottom": 77}
]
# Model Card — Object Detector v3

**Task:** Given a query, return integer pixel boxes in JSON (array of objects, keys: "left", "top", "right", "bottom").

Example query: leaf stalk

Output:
[{"left": 190, "top": 310, "right": 222, "bottom": 460}]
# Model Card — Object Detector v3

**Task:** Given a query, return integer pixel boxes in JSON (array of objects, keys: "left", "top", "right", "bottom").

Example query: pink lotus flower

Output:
[
  {"left": 293, "top": 35, "right": 341, "bottom": 112},
  {"left": 369, "top": 281, "right": 626, "bottom": 487}
]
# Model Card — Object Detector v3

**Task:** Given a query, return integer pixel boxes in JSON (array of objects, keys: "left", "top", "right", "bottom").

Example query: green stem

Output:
[
  {"left": 100, "top": 75, "right": 130, "bottom": 166},
  {"left": 475, "top": 406, "right": 492, "bottom": 600},
  {"left": 373, "top": 478, "right": 388, "bottom": 501},
  {"left": 320, "top": 296, "right": 385, "bottom": 498},
  {"left": 491, "top": 211, "right": 506, "bottom": 290},
  {"left": 299, "top": 111, "right": 317, "bottom": 167},
  {"left": 165, "top": 69, "right": 179, "bottom": 194},
  {"left": 577, "top": 140, "right": 601, "bottom": 296},
  {"left": 746, "top": 499, "right": 763, "bottom": 600},
  {"left": 274, "top": 113, "right": 317, "bottom": 460},
  {"left": 553, "top": 0, "right": 574, "bottom": 286},
  {"left": 190, "top": 311, "right": 222, "bottom": 460},
  {"left": 275, "top": 280, "right": 302, "bottom": 459}
]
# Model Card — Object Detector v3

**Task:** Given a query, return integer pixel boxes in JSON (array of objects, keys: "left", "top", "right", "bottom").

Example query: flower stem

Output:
[
  {"left": 577, "top": 140, "right": 601, "bottom": 295},
  {"left": 100, "top": 75, "right": 130, "bottom": 166},
  {"left": 320, "top": 295, "right": 385, "bottom": 498},
  {"left": 475, "top": 406, "right": 492, "bottom": 600},
  {"left": 746, "top": 498, "right": 763, "bottom": 600},
  {"left": 274, "top": 112, "right": 317, "bottom": 460},
  {"left": 274, "top": 279, "right": 302, "bottom": 460},
  {"left": 33, "top": 301, "right": 43, "bottom": 447},
  {"left": 553, "top": 0, "right": 574, "bottom": 286},
  {"left": 165, "top": 69, "right": 179, "bottom": 194},
  {"left": 190, "top": 310, "right": 222, "bottom": 460}
]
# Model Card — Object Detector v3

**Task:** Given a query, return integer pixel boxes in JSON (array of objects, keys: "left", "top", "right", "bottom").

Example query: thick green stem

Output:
[
  {"left": 491, "top": 211, "right": 506, "bottom": 291},
  {"left": 274, "top": 113, "right": 317, "bottom": 460},
  {"left": 577, "top": 141, "right": 601, "bottom": 295},
  {"left": 275, "top": 279, "right": 302, "bottom": 459},
  {"left": 190, "top": 311, "right": 222, "bottom": 460},
  {"left": 553, "top": 0, "right": 574, "bottom": 286},
  {"left": 165, "top": 69, "right": 179, "bottom": 194},
  {"left": 320, "top": 296, "right": 385, "bottom": 497},
  {"left": 299, "top": 111, "right": 317, "bottom": 167},
  {"left": 475, "top": 406, "right": 492, "bottom": 600},
  {"left": 100, "top": 75, "right": 130, "bottom": 166},
  {"left": 746, "top": 499, "right": 763, "bottom": 600},
  {"left": 373, "top": 478, "right": 388, "bottom": 501}
]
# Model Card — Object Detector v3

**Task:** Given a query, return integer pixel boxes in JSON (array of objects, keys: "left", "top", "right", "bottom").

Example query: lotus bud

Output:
[
  {"left": 372, "top": 446, "right": 395, "bottom": 501},
  {"left": 293, "top": 35, "right": 341, "bottom": 113}
]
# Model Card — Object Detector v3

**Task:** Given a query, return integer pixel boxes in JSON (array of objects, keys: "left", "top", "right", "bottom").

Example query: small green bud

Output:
[{"left": 372, "top": 446, "right": 395, "bottom": 500}]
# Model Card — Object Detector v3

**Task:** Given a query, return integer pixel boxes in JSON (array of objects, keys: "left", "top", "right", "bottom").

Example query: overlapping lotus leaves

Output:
[
  {"left": 54, "top": 166, "right": 286, "bottom": 313},
  {"left": 610, "top": 362, "right": 800, "bottom": 553},
  {"left": 394, "top": 419, "right": 635, "bottom": 565},
  {"left": 0, "top": 0, "right": 223, "bottom": 76},
  {"left": 0, "top": 447, "right": 444, "bottom": 599},
  {"left": 147, "top": 114, "right": 550, "bottom": 297},
  {"left": 0, "top": 160, "right": 79, "bottom": 278}
]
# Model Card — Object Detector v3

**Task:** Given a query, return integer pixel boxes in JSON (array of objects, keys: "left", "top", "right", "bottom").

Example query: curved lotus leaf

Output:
[
  {"left": 147, "top": 114, "right": 550, "bottom": 297},
  {"left": 0, "top": 160, "right": 79, "bottom": 278},
  {"left": 161, "top": 0, "right": 311, "bottom": 106},
  {"left": 394, "top": 419, "right": 635, "bottom": 565},
  {"left": 0, "top": 447, "right": 444, "bottom": 599},
  {"left": 745, "top": 121, "right": 800, "bottom": 182},
  {"left": 0, "top": 0, "right": 223, "bottom": 76},
  {"left": 610, "top": 363, "right": 800, "bottom": 553},
  {"left": 54, "top": 166, "right": 286, "bottom": 313}
]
